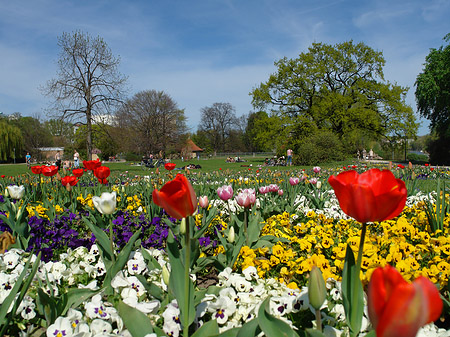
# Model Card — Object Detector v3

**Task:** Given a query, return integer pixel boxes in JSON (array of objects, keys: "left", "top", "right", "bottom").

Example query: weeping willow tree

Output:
[{"left": 0, "top": 120, "right": 23, "bottom": 162}]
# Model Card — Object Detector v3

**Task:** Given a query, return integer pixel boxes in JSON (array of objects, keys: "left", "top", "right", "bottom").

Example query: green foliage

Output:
[
  {"left": 0, "top": 119, "right": 23, "bottom": 162},
  {"left": 294, "top": 131, "right": 345, "bottom": 165},
  {"left": 416, "top": 33, "right": 450, "bottom": 136},
  {"left": 406, "top": 152, "right": 429, "bottom": 163},
  {"left": 416, "top": 34, "right": 450, "bottom": 164},
  {"left": 250, "top": 40, "right": 418, "bottom": 155},
  {"left": 426, "top": 134, "right": 450, "bottom": 165},
  {"left": 422, "top": 179, "right": 450, "bottom": 233}
]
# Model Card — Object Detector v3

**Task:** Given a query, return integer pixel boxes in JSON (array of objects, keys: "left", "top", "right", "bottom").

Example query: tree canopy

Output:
[
  {"left": 251, "top": 40, "right": 418, "bottom": 159},
  {"left": 415, "top": 34, "right": 450, "bottom": 164},
  {"left": 116, "top": 90, "right": 187, "bottom": 155}
]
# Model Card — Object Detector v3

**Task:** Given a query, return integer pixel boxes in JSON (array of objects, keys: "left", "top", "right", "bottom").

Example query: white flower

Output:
[
  {"left": 85, "top": 294, "right": 109, "bottom": 320},
  {"left": 242, "top": 266, "right": 258, "bottom": 281},
  {"left": 162, "top": 300, "right": 181, "bottom": 337},
  {"left": 3, "top": 250, "right": 21, "bottom": 269},
  {"left": 123, "top": 295, "right": 160, "bottom": 314},
  {"left": 46, "top": 316, "right": 73, "bottom": 337},
  {"left": 17, "top": 295, "right": 36, "bottom": 320},
  {"left": 207, "top": 294, "right": 236, "bottom": 325},
  {"left": 127, "top": 257, "right": 147, "bottom": 275},
  {"left": 92, "top": 191, "right": 117, "bottom": 215},
  {"left": 7, "top": 185, "right": 25, "bottom": 199},
  {"left": 90, "top": 319, "right": 112, "bottom": 335}
]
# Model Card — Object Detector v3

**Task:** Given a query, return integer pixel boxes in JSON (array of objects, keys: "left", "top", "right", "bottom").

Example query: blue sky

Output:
[{"left": 0, "top": 0, "right": 449, "bottom": 135}]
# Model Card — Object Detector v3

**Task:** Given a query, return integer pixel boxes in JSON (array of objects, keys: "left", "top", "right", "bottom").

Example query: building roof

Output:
[{"left": 184, "top": 139, "right": 203, "bottom": 152}]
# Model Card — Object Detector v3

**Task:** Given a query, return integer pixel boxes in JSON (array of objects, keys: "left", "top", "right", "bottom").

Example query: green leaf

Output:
[
  {"left": 305, "top": 328, "right": 327, "bottom": 337},
  {"left": 342, "top": 244, "right": 364, "bottom": 337},
  {"left": 236, "top": 318, "right": 261, "bottom": 337},
  {"left": 167, "top": 231, "right": 196, "bottom": 328},
  {"left": 0, "top": 251, "right": 40, "bottom": 328},
  {"left": 59, "top": 288, "right": 99, "bottom": 316},
  {"left": 117, "top": 300, "right": 154, "bottom": 337},
  {"left": 191, "top": 319, "right": 219, "bottom": 337},
  {"left": 257, "top": 297, "right": 300, "bottom": 337},
  {"left": 136, "top": 275, "right": 165, "bottom": 302},
  {"left": 83, "top": 215, "right": 114, "bottom": 262},
  {"left": 141, "top": 248, "right": 162, "bottom": 270}
]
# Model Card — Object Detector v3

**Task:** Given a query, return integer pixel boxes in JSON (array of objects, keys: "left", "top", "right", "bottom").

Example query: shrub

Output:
[{"left": 294, "top": 131, "right": 346, "bottom": 165}]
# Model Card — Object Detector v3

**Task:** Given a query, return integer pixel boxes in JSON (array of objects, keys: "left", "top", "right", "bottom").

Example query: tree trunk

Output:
[{"left": 86, "top": 109, "right": 93, "bottom": 160}]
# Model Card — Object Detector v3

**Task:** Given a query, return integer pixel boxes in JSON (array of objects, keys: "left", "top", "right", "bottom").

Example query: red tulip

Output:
[
  {"left": 42, "top": 165, "right": 59, "bottom": 177},
  {"left": 83, "top": 159, "right": 102, "bottom": 171},
  {"left": 164, "top": 162, "right": 176, "bottom": 171},
  {"left": 1, "top": 175, "right": 5, "bottom": 178},
  {"left": 61, "top": 176, "right": 78, "bottom": 186},
  {"left": 94, "top": 166, "right": 110, "bottom": 184},
  {"left": 328, "top": 168, "right": 407, "bottom": 223},
  {"left": 368, "top": 265, "right": 442, "bottom": 337},
  {"left": 72, "top": 168, "right": 84, "bottom": 177},
  {"left": 152, "top": 174, "right": 197, "bottom": 219},
  {"left": 397, "top": 164, "right": 405, "bottom": 169},
  {"left": 31, "top": 165, "right": 42, "bottom": 174}
]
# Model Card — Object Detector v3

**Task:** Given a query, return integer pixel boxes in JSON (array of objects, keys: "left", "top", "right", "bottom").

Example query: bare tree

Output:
[
  {"left": 117, "top": 90, "right": 187, "bottom": 155},
  {"left": 198, "top": 103, "right": 238, "bottom": 152},
  {"left": 41, "top": 31, "right": 127, "bottom": 160}
]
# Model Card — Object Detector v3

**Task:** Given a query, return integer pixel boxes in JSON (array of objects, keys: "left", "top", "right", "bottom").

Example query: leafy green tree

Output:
[
  {"left": 42, "top": 31, "right": 127, "bottom": 160},
  {"left": 251, "top": 40, "right": 417, "bottom": 154},
  {"left": 244, "top": 111, "right": 284, "bottom": 152},
  {"left": 9, "top": 115, "right": 54, "bottom": 157},
  {"left": 0, "top": 119, "right": 23, "bottom": 162},
  {"left": 415, "top": 34, "right": 450, "bottom": 164}
]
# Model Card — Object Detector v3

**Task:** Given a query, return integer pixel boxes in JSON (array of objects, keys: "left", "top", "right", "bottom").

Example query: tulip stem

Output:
[
  {"left": 244, "top": 208, "right": 249, "bottom": 246},
  {"left": 356, "top": 222, "right": 367, "bottom": 275},
  {"left": 315, "top": 309, "right": 322, "bottom": 332},
  {"left": 184, "top": 216, "right": 191, "bottom": 337},
  {"left": 109, "top": 217, "right": 115, "bottom": 264}
]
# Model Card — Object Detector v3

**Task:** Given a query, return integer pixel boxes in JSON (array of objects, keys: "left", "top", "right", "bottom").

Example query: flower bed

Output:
[{"left": 0, "top": 163, "right": 449, "bottom": 336}]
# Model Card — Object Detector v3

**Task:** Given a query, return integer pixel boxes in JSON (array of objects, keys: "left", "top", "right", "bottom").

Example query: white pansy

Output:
[
  {"left": 92, "top": 191, "right": 117, "bottom": 215},
  {"left": 122, "top": 295, "right": 160, "bottom": 314},
  {"left": 17, "top": 295, "right": 36, "bottom": 320},
  {"left": 46, "top": 317, "right": 73, "bottom": 337},
  {"left": 127, "top": 257, "right": 147, "bottom": 275},
  {"left": 90, "top": 319, "right": 112, "bottom": 335},
  {"left": 89, "top": 244, "right": 100, "bottom": 256},
  {"left": 85, "top": 294, "right": 109, "bottom": 320},
  {"left": 3, "top": 250, "right": 21, "bottom": 269},
  {"left": 162, "top": 300, "right": 181, "bottom": 337},
  {"left": 7, "top": 185, "right": 25, "bottom": 199},
  {"left": 242, "top": 266, "right": 258, "bottom": 281}
]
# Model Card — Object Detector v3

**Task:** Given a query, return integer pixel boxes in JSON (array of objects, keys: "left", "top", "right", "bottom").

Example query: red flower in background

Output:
[
  {"left": 397, "top": 164, "right": 405, "bottom": 169},
  {"left": 42, "top": 165, "right": 59, "bottom": 177},
  {"left": 1, "top": 175, "right": 5, "bottom": 178},
  {"left": 94, "top": 166, "right": 110, "bottom": 184},
  {"left": 31, "top": 166, "right": 42, "bottom": 174},
  {"left": 164, "top": 162, "right": 176, "bottom": 171},
  {"left": 328, "top": 168, "right": 407, "bottom": 223},
  {"left": 61, "top": 176, "right": 78, "bottom": 187},
  {"left": 152, "top": 174, "right": 197, "bottom": 219},
  {"left": 83, "top": 159, "right": 102, "bottom": 171},
  {"left": 368, "top": 265, "right": 442, "bottom": 337},
  {"left": 72, "top": 168, "right": 84, "bottom": 177}
]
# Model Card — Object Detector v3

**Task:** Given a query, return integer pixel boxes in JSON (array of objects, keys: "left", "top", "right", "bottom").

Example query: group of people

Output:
[
  {"left": 26, "top": 150, "right": 80, "bottom": 170},
  {"left": 357, "top": 148, "right": 375, "bottom": 161}
]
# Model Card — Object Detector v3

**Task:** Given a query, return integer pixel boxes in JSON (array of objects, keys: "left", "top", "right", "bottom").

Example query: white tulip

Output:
[
  {"left": 92, "top": 191, "right": 117, "bottom": 215},
  {"left": 6, "top": 185, "right": 25, "bottom": 200}
]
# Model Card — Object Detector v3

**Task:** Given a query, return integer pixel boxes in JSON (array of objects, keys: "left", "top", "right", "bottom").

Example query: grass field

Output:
[
  {"left": 1, "top": 156, "right": 328, "bottom": 176},
  {"left": 0, "top": 156, "right": 443, "bottom": 194}
]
